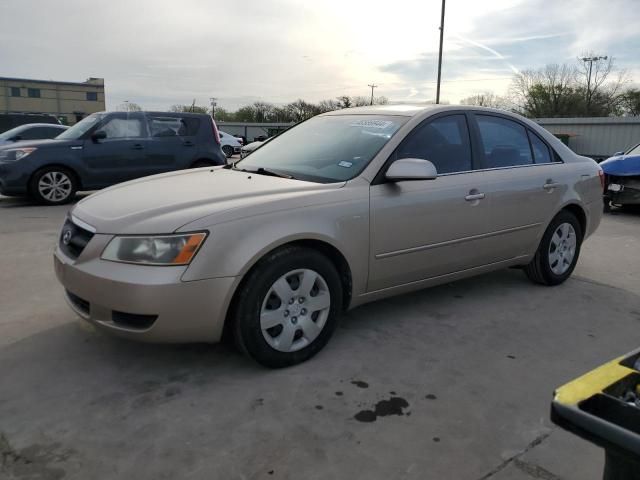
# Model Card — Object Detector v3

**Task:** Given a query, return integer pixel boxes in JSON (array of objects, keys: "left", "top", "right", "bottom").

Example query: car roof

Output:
[
  {"left": 17, "top": 123, "right": 67, "bottom": 128},
  {"left": 321, "top": 104, "right": 520, "bottom": 118}
]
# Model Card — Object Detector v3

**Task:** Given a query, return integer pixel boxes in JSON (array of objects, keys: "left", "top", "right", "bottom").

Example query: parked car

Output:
[
  {"left": 0, "top": 123, "right": 68, "bottom": 147},
  {"left": 0, "top": 113, "right": 61, "bottom": 134},
  {"left": 54, "top": 105, "right": 603, "bottom": 368},
  {"left": 0, "top": 111, "right": 226, "bottom": 204},
  {"left": 601, "top": 142, "right": 640, "bottom": 208},
  {"left": 240, "top": 139, "right": 265, "bottom": 158},
  {"left": 219, "top": 130, "right": 242, "bottom": 158}
]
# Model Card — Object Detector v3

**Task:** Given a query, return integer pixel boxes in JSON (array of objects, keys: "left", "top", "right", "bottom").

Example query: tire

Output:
[
  {"left": 232, "top": 246, "right": 343, "bottom": 368},
  {"left": 29, "top": 167, "right": 77, "bottom": 205},
  {"left": 222, "top": 145, "right": 234, "bottom": 158},
  {"left": 524, "top": 210, "right": 583, "bottom": 286}
]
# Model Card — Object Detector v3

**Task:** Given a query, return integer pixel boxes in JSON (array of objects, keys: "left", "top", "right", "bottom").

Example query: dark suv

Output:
[{"left": 0, "top": 111, "right": 226, "bottom": 204}]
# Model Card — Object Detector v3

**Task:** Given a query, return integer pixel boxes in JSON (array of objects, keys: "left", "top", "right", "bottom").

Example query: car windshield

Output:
[
  {"left": 56, "top": 113, "right": 104, "bottom": 140},
  {"left": 236, "top": 114, "right": 406, "bottom": 183},
  {"left": 627, "top": 143, "right": 640, "bottom": 156}
]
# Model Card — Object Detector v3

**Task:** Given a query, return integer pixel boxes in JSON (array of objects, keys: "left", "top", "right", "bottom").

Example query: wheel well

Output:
[
  {"left": 221, "top": 239, "right": 353, "bottom": 343},
  {"left": 562, "top": 204, "right": 587, "bottom": 237},
  {"left": 29, "top": 164, "right": 82, "bottom": 191}
]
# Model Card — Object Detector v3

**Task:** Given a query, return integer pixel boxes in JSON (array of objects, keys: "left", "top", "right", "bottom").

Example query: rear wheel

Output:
[
  {"left": 524, "top": 210, "right": 582, "bottom": 286},
  {"left": 29, "top": 167, "right": 77, "bottom": 205},
  {"left": 222, "top": 145, "right": 234, "bottom": 158},
  {"left": 233, "top": 246, "right": 342, "bottom": 368}
]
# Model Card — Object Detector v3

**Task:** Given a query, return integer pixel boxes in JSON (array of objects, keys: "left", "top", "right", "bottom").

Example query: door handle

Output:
[
  {"left": 182, "top": 141, "right": 194, "bottom": 147},
  {"left": 131, "top": 144, "right": 144, "bottom": 150},
  {"left": 465, "top": 193, "right": 485, "bottom": 201},
  {"left": 543, "top": 182, "right": 561, "bottom": 190}
]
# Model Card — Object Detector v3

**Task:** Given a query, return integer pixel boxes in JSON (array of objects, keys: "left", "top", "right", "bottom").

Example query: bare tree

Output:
[
  {"left": 117, "top": 101, "right": 142, "bottom": 112},
  {"left": 336, "top": 96, "right": 352, "bottom": 109},
  {"left": 460, "top": 92, "right": 510, "bottom": 109},
  {"left": 620, "top": 88, "right": 640, "bottom": 116}
]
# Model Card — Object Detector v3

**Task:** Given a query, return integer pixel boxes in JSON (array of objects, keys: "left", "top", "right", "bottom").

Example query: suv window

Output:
[
  {"left": 528, "top": 130, "right": 552, "bottom": 164},
  {"left": 20, "top": 127, "right": 51, "bottom": 140},
  {"left": 476, "top": 115, "right": 533, "bottom": 168},
  {"left": 101, "top": 117, "right": 145, "bottom": 139},
  {"left": 148, "top": 116, "right": 199, "bottom": 137},
  {"left": 395, "top": 114, "right": 472, "bottom": 174}
]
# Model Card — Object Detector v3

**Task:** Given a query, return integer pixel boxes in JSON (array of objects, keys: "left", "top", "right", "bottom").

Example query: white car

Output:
[
  {"left": 219, "top": 131, "right": 242, "bottom": 158},
  {"left": 240, "top": 140, "right": 265, "bottom": 158}
]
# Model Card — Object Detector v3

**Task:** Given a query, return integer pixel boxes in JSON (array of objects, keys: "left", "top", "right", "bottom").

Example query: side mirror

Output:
[
  {"left": 91, "top": 130, "right": 107, "bottom": 142},
  {"left": 613, "top": 151, "right": 624, "bottom": 156},
  {"left": 385, "top": 158, "right": 438, "bottom": 181}
]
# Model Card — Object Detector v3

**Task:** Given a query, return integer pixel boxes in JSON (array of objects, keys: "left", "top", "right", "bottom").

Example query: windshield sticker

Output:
[
  {"left": 350, "top": 120, "right": 394, "bottom": 129},
  {"left": 338, "top": 161, "right": 353, "bottom": 168}
]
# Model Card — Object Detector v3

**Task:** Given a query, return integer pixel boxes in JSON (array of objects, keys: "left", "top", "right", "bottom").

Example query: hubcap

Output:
[
  {"left": 548, "top": 222, "right": 577, "bottom": 275},
  {"left": 38, "top": 171, "right": 72, "bottom": 202},
  {"left": 260, "top": 269, "right": 331, "bottom": 353}
]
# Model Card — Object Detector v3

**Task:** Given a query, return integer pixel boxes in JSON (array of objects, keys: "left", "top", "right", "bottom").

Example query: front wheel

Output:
[
  {"left": 524, "top": 211, "right": 583, "bottom": 286},
  {"left": 233, "top": 246, "right": 343, "bottom": 368},
  {"left": 222, "top": 145, "right": 234, "bottom": 158},
  {"left": 29, "top": 167, "right": 77, "bottom": 205}
]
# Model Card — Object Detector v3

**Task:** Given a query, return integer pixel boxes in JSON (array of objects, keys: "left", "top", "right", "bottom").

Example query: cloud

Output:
[{"left": 0, "top": 0, "right": 638, "bottom": 109}]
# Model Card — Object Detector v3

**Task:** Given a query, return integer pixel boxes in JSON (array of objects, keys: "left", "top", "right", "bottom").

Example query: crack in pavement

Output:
[
  {"left": 514, "top": 458, "right": 563, "bottom": 480},
  {"left": 1, "top": 430, "right": 70, "bottom": 480},
  {"left": 476, "top": 431, "right": 553, "bottom": 480}
]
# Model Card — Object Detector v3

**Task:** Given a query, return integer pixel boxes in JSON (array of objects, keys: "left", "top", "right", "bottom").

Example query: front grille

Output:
[
  {"left": 66, "top": 290, "right": 90, "bottom": 315},
  {"left": 112, "top": 311, "right": 158, "bottom": 330},
  {"left": 59, "top": 218, "right": 94, "bottom": 260}
]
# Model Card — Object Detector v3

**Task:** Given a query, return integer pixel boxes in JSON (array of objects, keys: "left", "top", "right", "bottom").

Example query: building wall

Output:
[
  {"left": 536, "top": 117, "right": 640, "bottom": 160},
  {"left": 0, "top": 77, "right": 105, "bottom": 125}
]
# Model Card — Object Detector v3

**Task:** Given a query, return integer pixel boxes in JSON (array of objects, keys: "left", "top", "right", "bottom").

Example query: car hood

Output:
[
  {"left": 0, "top": 138, "right": 80, "bottom": 150},
  {"left": 600, "top": 154, "right": 640, "bottom": 176},
  {"left": 72, "top": 167, "right": 345, "bottom": 234}
]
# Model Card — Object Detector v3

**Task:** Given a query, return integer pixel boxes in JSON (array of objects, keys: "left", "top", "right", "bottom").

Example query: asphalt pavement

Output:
[{"left": 1, "top": 194, "right": 639, "bottom": 480}]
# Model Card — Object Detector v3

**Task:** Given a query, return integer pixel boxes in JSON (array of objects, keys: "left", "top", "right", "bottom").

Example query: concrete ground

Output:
[{"left": 1, "top": 194, "right": 639, "bottom": 480}]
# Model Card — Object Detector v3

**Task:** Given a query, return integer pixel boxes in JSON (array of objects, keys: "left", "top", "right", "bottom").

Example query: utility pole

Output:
[
  {"left": 581, "top": 55, "right": 607, "bottom": 114},
  {"left": 435, "top": 0, "right": 446, "bottom": 104},
  {"left": 368, "top": 84, "right": 378, "bottom": 105},
  {"left": 210, "top": 97, "right": 217, "bottom": 119}
]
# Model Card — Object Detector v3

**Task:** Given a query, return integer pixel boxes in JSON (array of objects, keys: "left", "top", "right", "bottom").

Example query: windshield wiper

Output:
[{"left": 237, "top": 167, "right": 295, "bottom": 179}]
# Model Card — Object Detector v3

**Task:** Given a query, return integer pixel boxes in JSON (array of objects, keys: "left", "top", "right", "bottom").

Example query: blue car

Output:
[{"left": 601, "top": 142, "right": 640, "bottom": 208}]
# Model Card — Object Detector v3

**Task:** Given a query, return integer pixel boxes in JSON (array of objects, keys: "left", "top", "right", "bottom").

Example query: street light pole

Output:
[
  {"left": 581, "top": 55, "right": 607, "bottom": 114},
  {"left": 210, "top": 97, "right": 217, "bottom": 119},
  {"left": 435, "top": 0, "right": 446, "bottom": 104},
  {"left": 368, "top": 84, "right": 378, "bottom": 105}
]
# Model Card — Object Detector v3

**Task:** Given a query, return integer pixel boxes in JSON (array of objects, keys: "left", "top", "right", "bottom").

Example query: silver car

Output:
[{"left": 54, "top": 105, "right": 603, "bottom": 367}]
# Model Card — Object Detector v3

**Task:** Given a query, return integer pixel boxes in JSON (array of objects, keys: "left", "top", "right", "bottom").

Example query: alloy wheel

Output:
[
  {"left": 260, "top": 269, "right": 331, "bottom": 353},
  {"left": 38, "top": 171, "right": 72, "bottom": 202},
  {"left": 548, "top": 222, "right": 577, "bottom": 275}
]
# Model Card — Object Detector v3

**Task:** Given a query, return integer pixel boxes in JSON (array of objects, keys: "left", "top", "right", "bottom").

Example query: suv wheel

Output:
[
  {"left": 222, "top": 145, "right": 234, "bottom": 158},
  {"left": 524, "top": 210, "right": 583, "bottom": 286},
  {"left": 29, "top": 167, "right": 77, "bottom": 205},
  {"left": 233, "top": 246, "right": 343, "bottom": 368}
]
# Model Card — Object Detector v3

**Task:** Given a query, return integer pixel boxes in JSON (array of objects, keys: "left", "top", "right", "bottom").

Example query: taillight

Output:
[
  {"left": 598, "top": 169, "right": 605, "bottom": 191},
  {"left": 211, "top": 116, "right": 221, "bottom": 145}
]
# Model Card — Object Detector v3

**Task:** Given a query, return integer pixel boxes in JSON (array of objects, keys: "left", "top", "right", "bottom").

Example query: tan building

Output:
[{"left": 0, "top": 76, "right": 105, "bottom": 125}]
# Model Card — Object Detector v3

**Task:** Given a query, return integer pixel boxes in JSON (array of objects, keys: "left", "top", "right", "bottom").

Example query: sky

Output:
[{"left": 1, "top": 0, "right": 639, "bottom": 111}]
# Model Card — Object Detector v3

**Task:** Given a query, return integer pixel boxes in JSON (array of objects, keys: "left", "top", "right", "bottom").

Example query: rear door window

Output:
[
  {"left": 395, "top": 114, "right": 472, "bottom": 174},
  {"left": 476, "top": 115, "right": 533, "bottom": 168},
  {"left": 148, "top": 116, "right": 199, "bottom": 137}
]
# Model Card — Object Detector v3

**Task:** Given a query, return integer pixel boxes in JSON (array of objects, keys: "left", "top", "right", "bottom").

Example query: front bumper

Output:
[
  {"left": 54, "top": 245, "right": 237, "bottom": 343},
  {"left": 0, "top": 161, "right": 30, "bottom": 195}
]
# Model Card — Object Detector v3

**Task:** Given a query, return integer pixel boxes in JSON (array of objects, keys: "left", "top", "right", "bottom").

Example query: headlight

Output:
[
  {"left": 0, "top": 147, "right": 37, "bottom": 161},
  {"left": 101, "top": 232, "right": 207, "bottom": 265}
]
